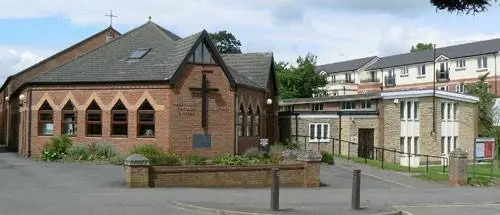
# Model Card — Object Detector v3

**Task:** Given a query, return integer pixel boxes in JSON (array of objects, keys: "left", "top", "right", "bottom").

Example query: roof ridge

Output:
[
  {"left": 316, "top": 56, "right": 377, "bottom": 67},
  {"left": 149, "top": 21, "right": 183, "bottom": 41}
]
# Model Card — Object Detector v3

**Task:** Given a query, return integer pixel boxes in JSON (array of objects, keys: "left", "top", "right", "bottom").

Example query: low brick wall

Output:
[{"left": 124, "top": 155, "right": 321, "bottom": 188}]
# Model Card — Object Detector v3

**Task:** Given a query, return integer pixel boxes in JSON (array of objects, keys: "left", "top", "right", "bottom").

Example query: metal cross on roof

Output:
[{"left": 105, "top": 10, "right": 117, "bottom": 27}]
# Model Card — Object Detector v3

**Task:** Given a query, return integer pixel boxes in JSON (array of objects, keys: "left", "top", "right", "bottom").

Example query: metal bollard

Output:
[
  {"left": 351, "top": 169, "right": 361, "bottom": 210},
  {"left": 270, "top": 168, "right": 280, "bottom": 211}
]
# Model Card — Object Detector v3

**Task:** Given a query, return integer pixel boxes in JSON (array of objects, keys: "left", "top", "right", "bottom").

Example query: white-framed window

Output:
[
  {"left": 309, "top": 123, "right": 330, "bottom": 142},
  {"left": 440, "top": 101, "right": 457, "bottom": 121},
  {"left": 311, "top": 103, "right": 324, "bottom": 111},
  {"left": 456, "top": 83, "right": 466, "bottom": 93},
  {"left": 400, "top": 100, "right": 419, "bottom": 120},
  {"left": 417, "top": 65, "right": 426, "bottom": 76},
  {"left": 441, "top": 136, "right": 457, "bottom": 155},
  {"left": 456, "top": 59, "right": 466, "bottom": 68},
  {"left": 341, "top": 101, "right": 356, "bottom": 110},
  {"left": 400, "top": 66, "right": 409, "bottom": 76},
  {"left": 477, "top": 56, "right": 488, "bottom": 69},
  {"left": 438, "top": 86, "right": 449, "bottom": 91},
  {"left": 360, "top": 100, "right": 372, "bottom": 109}
]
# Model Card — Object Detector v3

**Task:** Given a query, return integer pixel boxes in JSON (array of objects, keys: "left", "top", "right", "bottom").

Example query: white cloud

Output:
[
  {"left": 0, "top": 47, "right": 45, "bottom": 83},
  {"left": 0, "top": 0, "right": 499, "bottom": 73}
]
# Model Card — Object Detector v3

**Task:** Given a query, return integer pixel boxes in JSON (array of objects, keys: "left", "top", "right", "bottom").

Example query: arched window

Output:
[
  {"left": 247, "top": 106, "right": 253, "bottom": 137},
  {"left": 62, "top": 101, "right": 77, "bottom": 136},
  {"left": 137, "top": 100, "right": 155, "bottom": 137},
  {"left": 86, "top": 100, "right": 102, "bottom": 136},
  {"left": 38, "top": 101, "right": 54, "bottom": 136},
  {"left": 237, "top": 104, "right": 245, "bottom": 137},
  {"left": 254, "top": 107, "right": 261, "bottom": 137},
  {"left": 111, "top": 100, "right": 128, "bottom": 137}
]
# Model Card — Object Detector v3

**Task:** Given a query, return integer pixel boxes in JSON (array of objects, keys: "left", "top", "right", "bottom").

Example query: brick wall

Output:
[
  {"left": 170, "top": 64, "right": 235, "bottom": 158},
  {"left": 146, "top": 162, "right": 320, "bottom": 188},
  {"left": 24, "top": 83, "right": 170, "bottom": 157}
]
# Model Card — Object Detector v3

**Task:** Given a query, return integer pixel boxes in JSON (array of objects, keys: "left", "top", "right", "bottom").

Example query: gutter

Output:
[{"left": 28, "top": 89, "right": 32, "bottom": 157}]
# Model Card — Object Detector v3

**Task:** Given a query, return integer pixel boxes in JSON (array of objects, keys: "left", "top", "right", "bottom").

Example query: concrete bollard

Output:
[{"left": 351, "top": 169, "right": 361, "bottom": 210}]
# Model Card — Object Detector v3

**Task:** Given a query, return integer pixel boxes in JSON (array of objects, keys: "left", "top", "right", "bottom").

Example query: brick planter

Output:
[{"left": 123, "top": 153, "right": 321, "bottom": 188}]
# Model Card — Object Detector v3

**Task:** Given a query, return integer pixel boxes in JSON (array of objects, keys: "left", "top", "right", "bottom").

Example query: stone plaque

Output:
[{"left": 193, "top": 134, "right": 212, "bottom": 148}]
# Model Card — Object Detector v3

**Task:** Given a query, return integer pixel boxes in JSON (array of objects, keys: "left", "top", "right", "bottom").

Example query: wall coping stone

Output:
[
  {"left": 124, "top": 154, "right": 150, "bottom": 166},
  {"left": 151, "top": 163, "right": 305, "bottom": 173}
]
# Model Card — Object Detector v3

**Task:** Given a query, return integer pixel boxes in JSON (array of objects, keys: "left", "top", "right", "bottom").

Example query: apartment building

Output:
[
  {"left": 317, "top": 38, "right": 500, "bottom": 96},
  {"left": 279, "top": 89, "right": 479, "bottom": 167},
  {"left": 315, "top": 56, "right": 378, "bottom": 96}
]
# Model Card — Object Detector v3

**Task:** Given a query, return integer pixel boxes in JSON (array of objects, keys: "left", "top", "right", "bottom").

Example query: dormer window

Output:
[{"left": 129, "top": 48, "right": 151, "bottom": 59}]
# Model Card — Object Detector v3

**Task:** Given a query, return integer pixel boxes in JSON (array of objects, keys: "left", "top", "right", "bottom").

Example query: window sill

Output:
[
  {"left": 38, "top": 134, "right": 53, "bottom": 137},
  {"left": 111, "top": 135, "right": 128, "bottom": 138},
  {"left": 455, "top": 67, "right": 466, "bottom": 71},
  {"left": 137, "top": 136, "right": 155, "bottom": 139},
  {"left": 86, "top": 135, "right": 103, "bottom": 138},
  {"left": 416, "top": 75, "right": 426, "bottom": 79},
  {"left": 476, "top": 68, "right": 488, "bottom": 72},
  {"left": 400, "top": 74, "right": 409, "bottom": 78},
  {"left": 309, "top": 139, "right": 330, "bottom": 143}
]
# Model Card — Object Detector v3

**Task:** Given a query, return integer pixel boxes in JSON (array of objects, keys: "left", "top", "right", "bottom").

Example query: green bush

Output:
[
  {"left": 131, "top": 144, "right": 161, "bottom": 158},
  {"left": 88, "top": 142, "right": 118, "bottom": 160},
  {"left": 151, "top": 152, "right": 182, "bottom": 166},
  {"left": 41, "top": 135, "right": 73, "bottom": 161},
  {"left": 213, "top": 154, "right": 258, "bottom": 165},
  {"left": 130, "top": 144, "right": 181, "bottom": 165},
  {"left": 185, "top": 155, "right": 207, "bottom": 165},
  {"left": 321, "top": 151, "right": 334, "bottom": 165},
  {"left": 67, "top": 144, "right": 90, "bottom": 160},
  {"left": 244, "top": 147, "right": 268, "bottom": 159}
]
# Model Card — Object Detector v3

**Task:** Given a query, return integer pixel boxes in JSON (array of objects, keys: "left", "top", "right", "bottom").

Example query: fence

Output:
[{"left": 291, "top": 135, "right": 448, "bottom": 174}]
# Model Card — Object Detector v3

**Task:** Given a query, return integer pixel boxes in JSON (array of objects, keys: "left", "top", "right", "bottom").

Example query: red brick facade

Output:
[{"left": 14, "top": 63, "right": 275, "bottom": 158}]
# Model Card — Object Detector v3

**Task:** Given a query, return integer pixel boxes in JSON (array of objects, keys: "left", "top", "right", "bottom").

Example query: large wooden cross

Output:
[{"left": 189, "top": 72, "right": 219, "bottom": 128}]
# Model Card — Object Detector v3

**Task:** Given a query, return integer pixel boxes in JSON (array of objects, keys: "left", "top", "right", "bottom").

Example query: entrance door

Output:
[{"left": 358, "top": 129, "right": 374, "bottom": 159}]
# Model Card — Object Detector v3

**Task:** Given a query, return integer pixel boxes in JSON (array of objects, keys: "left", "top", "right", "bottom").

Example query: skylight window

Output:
[{"left": 129, "top": 48, "right": 151, "bottom": 59}]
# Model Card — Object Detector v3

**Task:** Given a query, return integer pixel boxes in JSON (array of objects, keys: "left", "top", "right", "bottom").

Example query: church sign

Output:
[
  {"left": 193, "top": 134, "right": 212, "bottom": 148},
  {"left": 474, "top": 137, "right": 495, "bottom": 160}
]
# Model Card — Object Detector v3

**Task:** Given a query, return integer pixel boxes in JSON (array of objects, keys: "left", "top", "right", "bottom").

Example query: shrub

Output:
[
  {"left": 321, "top": 151, "right": 334, "bottom": 165},
  {"left": 213, "top": 154, "right": 258, "bottom": 165},
  {"left": 41, "top": 135, "right": 73, "bottom": 161},
  {"left": 185, "top": 155, "right": 207, "bottom": 165},
  {"left": 152, "top": 152, "right": 182, "bottom": 166},
  {"left": 131, "top": 144, "right": 161, "bottom": 159},
  {"left": 244, "top": 147, "right": 268, "bottom": 159},
  {"left": 67, "top": 144, "right": 90, "bottom": 160},
  {"left": 88, "top": 142, "right": 118, "bottom": 160}
]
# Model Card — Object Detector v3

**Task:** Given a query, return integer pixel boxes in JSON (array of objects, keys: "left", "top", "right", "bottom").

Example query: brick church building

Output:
[{"left": 0, "top": 21, "right": 279, "bottom": 158}]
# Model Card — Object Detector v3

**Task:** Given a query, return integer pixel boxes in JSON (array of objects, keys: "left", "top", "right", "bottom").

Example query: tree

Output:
[
  {"left": 276, "top": 53, "right": 328, "bottom": 99},
  {"left": 209, "top": 30, "right": 242, "bottom": 54},
  {"left": 431, "top": 0, "right": 496, "bottom": 14},
  {"left": 410, "top": 43, "right": 434, "bottom": 52},
  {"left": 465, "top": 73, "right": 495, "bottom": 136}
]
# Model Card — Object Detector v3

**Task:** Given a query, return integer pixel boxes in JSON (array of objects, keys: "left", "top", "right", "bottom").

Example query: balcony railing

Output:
[
  {"left": 436, "top": 69, "right": 450, "bottom": 82},
  {"left": 329, "top": 79, "right": 355, "bottom": 84},
  {"left": 360, "top": 77, "right": 380, "bottom": 83},
  {"left": 384, "top": 76, "right": 396, "bottom": 87}
]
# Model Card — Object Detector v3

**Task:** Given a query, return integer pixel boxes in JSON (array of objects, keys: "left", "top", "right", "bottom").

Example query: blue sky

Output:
[{"left": 1, "top": 0, "right": 500, "bottom": 83}]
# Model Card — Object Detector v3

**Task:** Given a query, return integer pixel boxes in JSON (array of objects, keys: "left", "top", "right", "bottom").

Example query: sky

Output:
[{"left": 1, "top": 0, "right": 500, "bottom": 83}]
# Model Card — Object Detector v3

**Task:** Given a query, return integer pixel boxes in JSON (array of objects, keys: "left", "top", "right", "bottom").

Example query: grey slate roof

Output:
[
  {"left": 222, "top": 53, "right": 274, "bottom": 89},
  {"left": 368, "top": 38, "right": 500, "bottom": 70},
  {"left": 29, "top": 22, "right": 273, "bottom": 91},
  {"left": 315, "top": 56, "right": 377, "bottom": 74}
]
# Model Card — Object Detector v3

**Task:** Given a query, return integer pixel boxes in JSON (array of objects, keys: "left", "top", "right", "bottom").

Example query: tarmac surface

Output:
[{"left": 1, "top": 148, "right": 499, "bottom": 215}]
